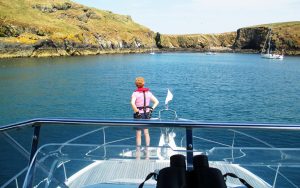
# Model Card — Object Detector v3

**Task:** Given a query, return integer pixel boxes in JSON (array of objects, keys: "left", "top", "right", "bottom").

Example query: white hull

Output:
[
  {"left": 261, "top": 53, "right": 284, "bottom": 59},
  {"left": 205, "top": 52, "right": 217, "bottom": 55}
]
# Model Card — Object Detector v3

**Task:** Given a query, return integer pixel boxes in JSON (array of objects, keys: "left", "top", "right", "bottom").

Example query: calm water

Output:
[
  {"left": 0, "top": 53, "right": 300, "bottom": 187},
  {"left": 0, "top": 53, "right": 300, "bottom": 125}
]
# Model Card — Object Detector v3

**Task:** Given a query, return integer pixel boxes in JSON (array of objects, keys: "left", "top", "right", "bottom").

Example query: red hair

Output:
[{"left": 135, "top": 77, "right": 145, "bottom": 88}]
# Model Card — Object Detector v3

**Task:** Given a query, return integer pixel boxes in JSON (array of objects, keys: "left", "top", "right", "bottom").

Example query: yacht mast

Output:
[
  {"left": 262, "top": 28, "right": 272, "bottom": 54},
  {"left": 267, "top": 29, "right": 272, "bottom": 54}
]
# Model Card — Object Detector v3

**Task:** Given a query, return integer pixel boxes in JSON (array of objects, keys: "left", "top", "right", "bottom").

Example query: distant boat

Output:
[
  {"left": 150, "top": 48, "right": 155, "bottom": 55},
  {"left": 261, "top": 29, "right": 284, "bottom": 59},
  {"left": 261, "top": 53, "right": 284, "bottom": 59},
  {"left": 205, "top": 52, "right": 217, "bottom": 55}
]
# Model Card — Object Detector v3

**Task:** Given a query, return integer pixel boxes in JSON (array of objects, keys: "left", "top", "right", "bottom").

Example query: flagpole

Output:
[{"left": 165, "top": 89, "right": 173, "bottom": 110}]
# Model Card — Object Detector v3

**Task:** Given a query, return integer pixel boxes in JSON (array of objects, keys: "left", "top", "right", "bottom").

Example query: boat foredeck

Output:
[
  {"left": 67, "top": 159, "right": 271, "bottom": 188},
  {"left": 67, "top": 159, "right": 169, "bottom": 188}
]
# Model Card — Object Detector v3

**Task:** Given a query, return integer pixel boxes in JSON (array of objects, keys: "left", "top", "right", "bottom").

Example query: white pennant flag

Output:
[{"left": 165, "top": 89, "right": 173, "bottom": 105}]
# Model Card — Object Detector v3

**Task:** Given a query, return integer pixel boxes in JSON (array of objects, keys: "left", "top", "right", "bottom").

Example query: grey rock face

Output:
[{"left": 233, "top": 27, "right": 269, "bottom": 50}]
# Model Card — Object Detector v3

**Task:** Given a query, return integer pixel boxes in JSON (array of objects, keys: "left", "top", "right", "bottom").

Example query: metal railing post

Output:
[
  {"left": 186, "top": 127, "right": 193, "bottom": 170},
  {"left": 29, "top": 124, "right": 41, "bottom": 163},
  {"left": 27, "top": 123, "right": 41, "bottom": 188}
]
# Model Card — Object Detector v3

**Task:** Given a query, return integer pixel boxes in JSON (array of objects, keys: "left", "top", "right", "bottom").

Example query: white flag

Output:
[{"left": 165, "top": 89, "right": 173, "bottom": 105}]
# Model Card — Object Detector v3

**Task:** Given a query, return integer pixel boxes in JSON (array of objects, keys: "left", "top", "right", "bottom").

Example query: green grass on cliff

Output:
[
  {"left": 0, "top": 0, "right": 299, "bottom": 53},
  {"left": 247, "top": 21, "right": 300, "bottom": 49},
  {"left": 264, "top": 22, "right": 300, "bottom": 49},
  {"left": 0, "top": 0, "right": 155, "bottom": 45},
  {"left": 256, "top": 21, "right": 300, "bottom": 30},
  {"left": 160, "top": 32, "right": 237, "bottom": 49},
  {"left": 160, "top": 21, "right": 299, "bottom": 51},
  {"left": 0, "top": 0, "right": 79, "bottom": 34}
]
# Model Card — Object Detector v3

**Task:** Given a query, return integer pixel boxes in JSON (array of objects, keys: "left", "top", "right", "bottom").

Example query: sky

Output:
[{"left": 73, "top": 0, "right": 300, "bottom": 34}]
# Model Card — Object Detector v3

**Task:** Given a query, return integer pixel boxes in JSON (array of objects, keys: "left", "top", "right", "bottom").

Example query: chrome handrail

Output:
[{"left": 1, "top": 118, "right": 300, "bottom": 131}]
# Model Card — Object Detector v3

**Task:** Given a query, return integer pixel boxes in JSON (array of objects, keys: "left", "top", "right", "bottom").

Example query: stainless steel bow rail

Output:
[
  {"left": 1, "top": 118, "right": 300, "bottom": 188},
  {"left": 3, "top": 118, "right": 300, "bottom": 131}
]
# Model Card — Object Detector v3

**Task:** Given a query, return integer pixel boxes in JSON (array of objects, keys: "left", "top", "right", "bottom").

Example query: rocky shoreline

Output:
[
  {"left": 0, "top": 40, "right": 154, "bottom": 58},
  {"left": 2, "top": 25, "right": 298, "bottom": 59},
  {"left": 0, "top": 44, "right": 299, "bottom": 59}
]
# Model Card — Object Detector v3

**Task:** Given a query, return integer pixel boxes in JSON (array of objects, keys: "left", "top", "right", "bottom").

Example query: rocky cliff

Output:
[
  {"left": 156, "top": 22, "right": 300, "bottom": 55},
  {"left": 0, "top": 0, "right": 299, "bottom": 58},
  {"left": 0, "top": 0, "right": 156, "bottom": 58},
  {"left": 156, "top": 32, "right": 236, "bottom": 52},
  {"left": 233, "top": 22, "right": 300, "bottom": 55}
]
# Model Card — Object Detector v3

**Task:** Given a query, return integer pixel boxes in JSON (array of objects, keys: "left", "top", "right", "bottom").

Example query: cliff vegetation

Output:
[
  {"left": 158, "top": 22, "right": 300, "bottom": 55},
  {"left": 158, "top": 32, "right": 236, "bottom": 52},
  {"left": 0, "top": 0, "right": 299, "bottom": 58},
  {"left": 233, "top": 22, "right": 300, "bottom": 55},
  {"left": 0, "top": 0, "right": 156, "bottom": 58}
]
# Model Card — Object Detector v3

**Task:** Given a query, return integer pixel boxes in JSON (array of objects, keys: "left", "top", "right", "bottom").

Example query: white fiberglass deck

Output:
[
  {"left": 66, "top": 159, "right": 168, "bottom": 187},
  {"left": 66, "top": 159, "right": 271, "bottom": 188}
]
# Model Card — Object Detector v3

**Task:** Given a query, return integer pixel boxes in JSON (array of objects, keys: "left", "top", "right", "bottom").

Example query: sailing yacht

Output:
[{"left": 261, "top": 28, "right": 284, "bottom": 59}]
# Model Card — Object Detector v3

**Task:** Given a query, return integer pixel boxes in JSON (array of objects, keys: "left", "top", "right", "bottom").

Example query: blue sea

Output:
[
  {"left": 0, "top": 53, "right": 300, "bottom": 187},
  {"left": 1, "top": 53, "right": 300, "bottom": 125}
]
